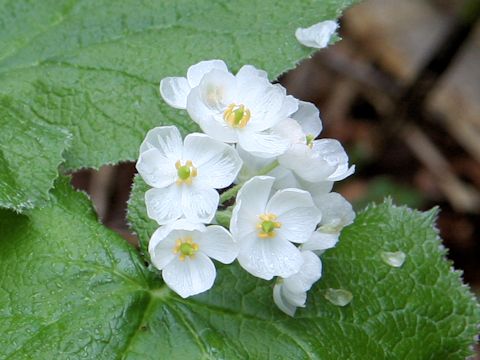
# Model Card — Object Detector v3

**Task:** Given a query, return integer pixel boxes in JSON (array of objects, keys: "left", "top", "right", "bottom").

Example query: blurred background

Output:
[{"left": 71, "top": 0, "right": 480, "bottom": 317}]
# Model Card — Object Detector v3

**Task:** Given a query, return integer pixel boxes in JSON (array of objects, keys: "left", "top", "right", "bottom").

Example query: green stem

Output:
[{"left": 220, "top": 160, "right": 279, "bottom": 204}]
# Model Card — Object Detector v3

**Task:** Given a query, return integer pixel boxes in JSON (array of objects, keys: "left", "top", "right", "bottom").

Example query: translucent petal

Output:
[
  {"left": 183, "top": 133, "right": 242, "bottom": 189},
  {"left": 145, "top": 186, "right": 183, "bottom": 225},
  {"left": 162, "top": 253, "right": 216, "bottom": 298},
  {"left": 159, "top": 77, "right": 190, "bottom": 109},
  {"left": 198, "top": 226, "right": 238, "bottom": 264},
  {"left": 324, "top": 288, "right": 353, "bottom": 307}
]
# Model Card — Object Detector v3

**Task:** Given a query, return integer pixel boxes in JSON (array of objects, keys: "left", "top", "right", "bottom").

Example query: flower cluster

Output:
[{"left": 137, "top": 59, "right": 355, "bottom": 316}]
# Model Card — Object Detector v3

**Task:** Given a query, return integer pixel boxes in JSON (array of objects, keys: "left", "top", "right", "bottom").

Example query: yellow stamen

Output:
[
  {"left": 173, "top": 236, "right": 199, "bottom": 261},
  {"left": 223, "top": 103, "right": 251, "bottom": 128},
  {"left": 175, "top": 159, "right": 197, "bottom": 186},
  {"left": 257, "top": 213, "right": 281, "bottom": 239}
]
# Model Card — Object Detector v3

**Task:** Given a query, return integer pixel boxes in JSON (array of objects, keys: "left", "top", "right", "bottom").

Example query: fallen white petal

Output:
[{"left": 295, "top": 20, "right": 338, "bottom": 49}]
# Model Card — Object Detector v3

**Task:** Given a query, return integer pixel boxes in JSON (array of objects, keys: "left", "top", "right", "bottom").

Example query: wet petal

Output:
[{"left": 162, "top": 253, "right": 216, "bottom": 298}]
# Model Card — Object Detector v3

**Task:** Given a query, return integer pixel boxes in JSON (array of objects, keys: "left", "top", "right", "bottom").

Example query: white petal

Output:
[
  {"left": 279, "top": 143, "right": 337, "bottom": 183},
  {"left": 136, "top": 148, "right": 177, "bottom": 188},
  {"left": 328, "top": 164, "right": 355, "bottom": 181},
  {"left": 145, "top": 186, "right": 183, "bottom": 225},
  {"left": 197, "top": 226, "right": 238, "bottom": 264},
  {"left": 162, "top": 253, "right": 216, "bottom": 298},
  {"left": 301, "top": 231, "right": 339, "bottom": 251},
  {"left": 187, "top": 87, "right": 238, "bottom": 143},
  {"left": 237, "top": 129, "right": 290, "bottom": 158},
  {"left": 295, "top": 20, "right": 338, "bottom": 49},
  {"left": 237, "top": 236, "right": 303, "bottom": 280},
  {"left": 272, "top": 118, "right": 306, "bottom": 146},
  {"left": 183, "top": 133, "right": 242, "bottom": 189},
  {"left": 281, "top": 286, "right": 307, "bottom": 307},
  {"left": 159, "top": 77, "right": 190, "bottom": 109},
  {"left": 148, "top": 226, "right": 178, "bottom": 270},
  {"left": 187, "top": 59, "right": 228, "bottom": 88},
  {"left": 181, "top": 184, "right": 219, "bottom": 223},
  {"left": 283, "top": 251, "right": 322, "bottom": 293},
  {"left": 292, "top": 101, "right": 322, "bottom": 138},
  {"left": 314, "top": 192, "right": 355, "bottom": 228},
  {"left": 196, "top": 68, "right": 236, "bottom": 111},
  {"left": 236, "top": 145, "right": 272, "bottom": 183},
  {"left": 270, "top": 167, "right": 302, "bottom": 190},
  {"left": 139, "top": 126, "right": 183, "bottom": 161},
  {"left": 312, "top": 139, "right": 354, "bottom": 181},
  {"left": 273, "top": 283, "right": 298, "bottom": 317},
  {"left": 230, "top": 176, "right": 273, "bottom": 239},
  {"left": 244, "top": 85, "right": 297, "bottom": 132},
  {"left": 236, "top": 64, "right": 269, "bottom": 82},
  {"left": 299, "top": 178, "right": 334, "bottom": 199},
  {"left": 267, "top": 189, "right": 321, "bottom": 243}
]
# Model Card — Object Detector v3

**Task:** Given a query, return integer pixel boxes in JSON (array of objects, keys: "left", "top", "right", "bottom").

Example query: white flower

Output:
[
  {"left": 160, "top": 60, "right": 228, "bottom": 109},
  {"left": 273, "top": 250, "right": 322, "bottom": 316},
  {"left": 279, "top": 138, "right": 355, "bottom": 183},
  {"left": 302, "top": 192, "right": 355, "bottom": 252},
  {"left": 230, "top": 176, "right": 321, "bottom": 280},
  {"left": 295, "top": 20, "right": 338, "bottom": 49},
  {"left": 149, "top": 220, "right": 238, "bottom": 298},
  {"left": 186, "top": 63, "right": 298, "bottom": 158},
  {"left": 136, "top": 126, "right": 242, "bottom": 224}
]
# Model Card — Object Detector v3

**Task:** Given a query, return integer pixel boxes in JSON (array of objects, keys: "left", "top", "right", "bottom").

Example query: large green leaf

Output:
[
  {"left": 0, "top": 0, "right": 355, "bottom": 211},
  {"left": 1, "top": 177, "right": 477, "bottom": 359}
]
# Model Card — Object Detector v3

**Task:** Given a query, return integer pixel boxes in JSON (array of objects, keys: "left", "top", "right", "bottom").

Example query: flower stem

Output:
[{"left": 220, "top": 160, "right": 279, "bottom": 204}]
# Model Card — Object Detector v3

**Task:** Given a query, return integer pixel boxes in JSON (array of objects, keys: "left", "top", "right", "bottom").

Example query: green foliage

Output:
[
  {"left": 0, "top": 0, "right": 352, "bottom": 211},
  {"left": 126, "top": 176, "right": 480, "bottom": 359},
  {"left": 1, "top": 179, "right": 477, "bottom": 358},
  {"left": 0, "top": 1, "right": 478, "bottom": 357}
]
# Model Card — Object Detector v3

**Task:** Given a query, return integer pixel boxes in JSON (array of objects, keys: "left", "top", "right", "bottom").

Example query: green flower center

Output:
[
  {"left": 306, "top": 134, "right": 315, "bottom": 148},
  {"left": 175, "top": 160, "right": 197, "bottom": 185}
]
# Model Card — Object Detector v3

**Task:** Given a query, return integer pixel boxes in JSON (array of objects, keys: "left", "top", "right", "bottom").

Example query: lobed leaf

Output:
[{"left": 0, "top": 0, "right": 355, "bottom": 210}]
